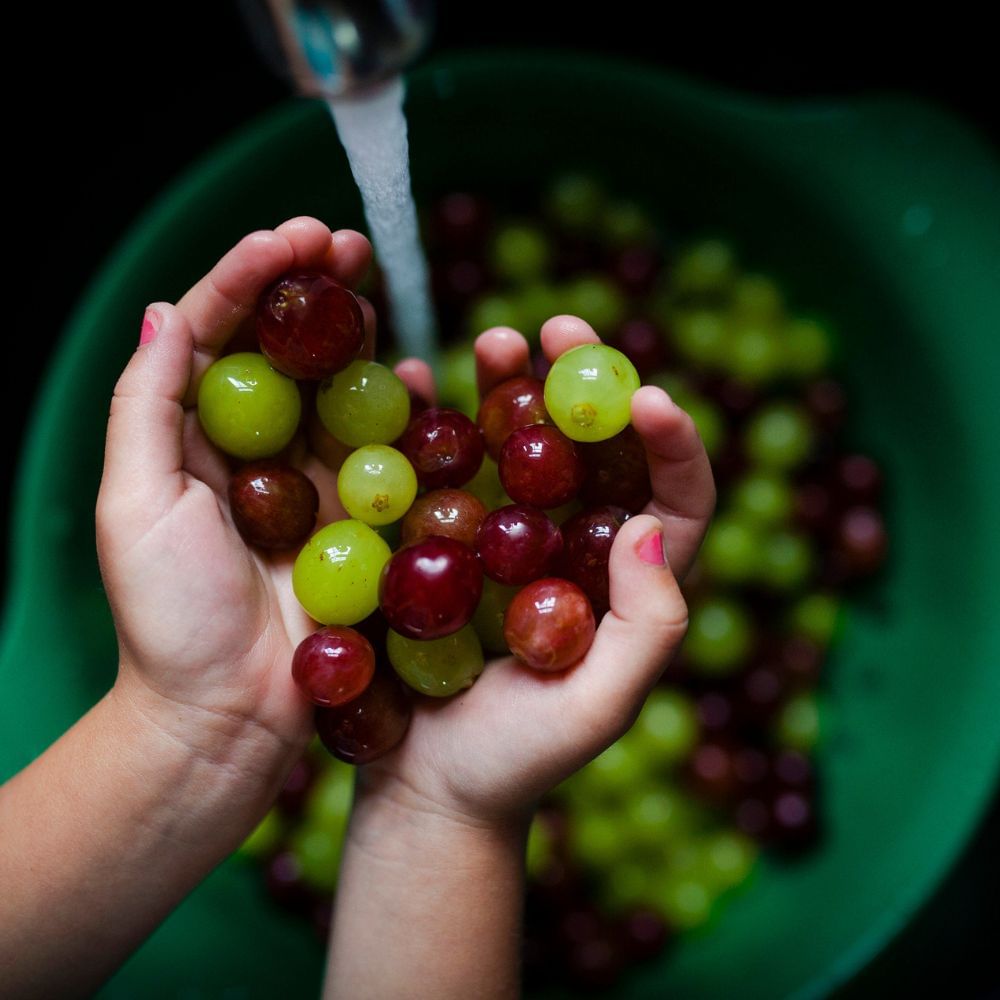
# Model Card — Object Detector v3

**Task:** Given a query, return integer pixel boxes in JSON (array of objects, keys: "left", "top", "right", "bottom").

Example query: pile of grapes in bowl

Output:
[
  {"left": 233, "top": 175, "right": 888, "bottom": 992},
  {"left": 3, "top": 53, "right": 998, "bottom": 1000}
]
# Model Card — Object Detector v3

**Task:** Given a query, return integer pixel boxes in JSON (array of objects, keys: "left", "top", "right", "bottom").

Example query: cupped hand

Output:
[
  {"left": 97, "top": 218, "right": 374, "bottom": 763},
  {"left": 362, "top": 316, "right": 716, "bottom": 826}
]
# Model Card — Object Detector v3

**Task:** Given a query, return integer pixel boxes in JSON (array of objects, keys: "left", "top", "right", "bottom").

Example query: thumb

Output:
[
  {"left": 562, "top": 513, "right": 689, "bottom": 744},
  {"left": 98, "top": 303, "right": 194, "bottom": 536}
]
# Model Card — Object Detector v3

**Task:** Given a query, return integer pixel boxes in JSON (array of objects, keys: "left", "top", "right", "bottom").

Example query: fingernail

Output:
[
  {"left": 139, "top": 309, "right": 160, "bottom": 345},
  {"left": 638, "top": 529, "right": 667, "bottom": 566}
]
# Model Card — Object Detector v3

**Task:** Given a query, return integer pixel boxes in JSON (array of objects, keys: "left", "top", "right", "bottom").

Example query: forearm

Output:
[
  {"left": 0, "top": 675, "right": 299, "bottom": 999},
  {"left": 324, "top": 777, "right": 529, "bottom": 1000}
]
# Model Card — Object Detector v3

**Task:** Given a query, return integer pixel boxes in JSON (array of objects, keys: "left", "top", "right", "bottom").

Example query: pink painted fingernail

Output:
[
  {"left": 139, "top": 309, "right": 160, "bottom": 345},
  {"left": 638, "top": 529, "right": 667, "bottom": 566}
]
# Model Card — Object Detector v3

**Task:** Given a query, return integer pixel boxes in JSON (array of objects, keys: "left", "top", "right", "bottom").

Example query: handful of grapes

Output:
[{"left": 198, "top": 270, "right": 648, "bottom": 765}]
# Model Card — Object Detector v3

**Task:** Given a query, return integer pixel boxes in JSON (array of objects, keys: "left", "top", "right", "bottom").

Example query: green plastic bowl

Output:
[{"left": 2, "top": 51, "right": 998, "bottom": 999}]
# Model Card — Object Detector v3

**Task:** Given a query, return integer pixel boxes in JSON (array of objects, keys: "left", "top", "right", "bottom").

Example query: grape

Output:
[
  {"left": 760, "top": 529, "right": 814, "bottom": 590},
  {"left": 289, "top": 821, "right": 342, "bottom": 892},
  {"left": 304, "top": 766, "right": 354, "bottom": 831},
  {"left": 784, "top": 317, "right": 834, "bottom": 378},
  {"left": 228, "top": 462, "right": 318, "bottom": 550},
  {"left": 546, "top": 174, "right": 605, "bottom": 232},
  {"left": 834, "top": 454, "right": 883, "bottom": 505},
  {"left": 197, "top": 353, "right": 301, "bottom": 460},
  {"left": 672, "top": 310, "right": 729, "bottom": 369},
  {"left": 699, "top": 515, "right": 761, "bottom": 584},
  {"left": 256, "top": 271, "right": 365, "bottom": 380},
  {"left": 635, "top": 689, "right": 699, "bottom": 766},
  {"left": 293, "top": 520, "right": 391, "bottom": 626},
  {"left": 471, "top": 577, "right": 519, "bottom": 654},
  {"left": 612, "top": 245, "right": 662, "bottom": 296},
  {"left": 618, "top": 908, "right": 670, "bottom": 963},
  {"left": 745, "top": 403, "right": 815, "bottom": 470},
  {"left": 560, "top": 506, "right": 628, "bottom": 612},
  {"left": 430, "top": 192, "right": 492, "bottom": 250},
  {"left": 465, "top": 294, "right": 526, "bottom": 341},
  {"left": 516, "top": 283, "right": 562, "bottom": 340},
  {"left": 238, "top": 810, "right": 284, "bottom": 859},
  {"left": 788, "top": 592, "right": 840, "bottom": 646},
  {"left": 544, "top": 344, "right": 640, "bottom": 443},
  {"left": 316, "top": 360, "right": 411, "bottom": 448},
  {"left": 498, "top": 425, "right": 585, "bottom": 509},
  {"left": 685, "top": 597, "right": 754, "bottom": 674},
  {"left": 578, "top": 425, "right": 651, "bottom": 513},
  {"left": 564, "top": 276, "right": 627, "bottom": 332},
  {"left": 731, "top": 274, "right": 785, "bottom": 321},
  {"left": 397, "top": 407, "right": 485, "bottom": 489},
  {"left": 476, "top": 504, "right": 563, "bottom": 586},
  {"left": 438, "top": 344, "right": 480, "bottom": 418},
  {"left": 776, "top": 693, "right": 821, "bottom": 751},
  {"left": 571, "top": 812, "right": 628, "bottom": 869},
  {"left": 477, "top": 375, "right": 550, "bottom": 460},
  {"left": 727, "top": 322, "right": 782, "bottom": 384},
  {"left": 673, "top": 239, "right": 737, "bottom": 297},
  {"left": 401, "top": 488, "right": 487, "bottom": 547},
  {"left": 463, "top": 456, "right": 511, "bottom": 510},
  {"left": 337, "top": 445, "right": 417, "bottom": 527},
  {"left": 314, "top": 666, "right": 411, "bottom": 764},
  {"left": 602, "top": 199, "right": 656, "bottom": 247},
  {"left": 292, "top": 626, "right": 375, "bottom": 707},
  {"left": 491, "top": 222, "right": 552, "bottom": 283},
  {"left": 504, "top": 578, "right": 595, "bottom": 672},
  {"left": 387, "top": 625, "right": 484, "bottom": 697},
  {"left": 731, "top": 470, "right": 793, "bottom": 527},
  {"left": 379, "top": 536, "right": 483, "bottom": 640},
  {"left": 611, "top": 318, "right": 667, "bottom": 377}
]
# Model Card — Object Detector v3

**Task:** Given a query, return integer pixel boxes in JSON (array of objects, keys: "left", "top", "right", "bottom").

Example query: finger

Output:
[
  {"left": 632, "top": 385, "right": 716, "bottom": 580},
  {"left": 474, "top": 327, "right": 531, "bottom": 398},
  {"left": 562, "top": 514, "right": 688, "bottom": 745},
  {"left": 180, "top": 410, "right": 231, "bottom": 495},
  {"left": 394, "top": 358, "right": 436, "bottom": 407},
  {"left": 539, "top": 314, "right": 600, "bottom": 362},
  {"left": 99, "top": 304, "right": 195, "bottom": 534},
  {"left": 320, "top": 228, "right": 374, "bottom": 288}
]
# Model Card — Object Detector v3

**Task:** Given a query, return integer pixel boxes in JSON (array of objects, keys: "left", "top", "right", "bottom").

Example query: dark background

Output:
[{"left": 5, "top": 4, "right": 998, "bottom": 995}]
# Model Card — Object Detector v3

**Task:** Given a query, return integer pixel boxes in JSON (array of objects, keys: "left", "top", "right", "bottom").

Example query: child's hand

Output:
[
  {"left": 357, "top": 316, "right": 715, "bottom": 827},
  {"left": 97, "top": 218, "right": 374, "bottom": 776}
]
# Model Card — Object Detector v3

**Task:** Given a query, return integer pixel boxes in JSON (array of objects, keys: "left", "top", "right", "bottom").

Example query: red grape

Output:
[
  {"left": 477, "top": 375, "right": 550, "bottom": 460},
  {"left": 499, "top": 425, "right": 585, "bottom": 509},
  {"left": 578, "top": 425, "right": 651, "bottom": 514},
  {"left": 832, "top": 505, "right": 888, "bottom": 577},
  {"left": 611, "top": 318, "right": 668, "bottom": 377},
  {"left": 314, "top": 666, "right": 411, "bottom": 764},
  {"left": 292, "top": 626, "right": 375, "bottom": 707},
  {"left": 476, "top": 504, "right": 563, "bottom": 586},
  {"left": 398, "top": 407, "right": 485, "bottom": 489},
  {"left": 560, "top": 506, "right": 629, "bottom": 613},
  {"left": 430, "top": 192, "right": 493, "bottom": 250},
  {"left": 379, "top": 536, "right": 484, "bottom": 640},
  {"left": 256, "top": 271, "right": 364, "bottom": 380},
  {"left": 228, "top": 462, "right": 319, "bottom": 550},
  {"left": 401, "top": 489, "right": 487, "bottom": 548},
  {"left": 504, "top": 578, "right": 596, "bottom": 672}
]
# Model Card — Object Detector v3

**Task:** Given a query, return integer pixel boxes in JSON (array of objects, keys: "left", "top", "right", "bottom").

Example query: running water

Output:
[{"left": 328, "top": 77, "right": 437, "bottom": 367}]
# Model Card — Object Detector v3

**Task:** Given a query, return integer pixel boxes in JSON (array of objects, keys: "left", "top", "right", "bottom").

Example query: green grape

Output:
[
  {"left": 727, "top": 322, "right": 783, "bottom": 384},
  {"left": 316, "top": 360, "right": 410, "bottom": 448},
  {"left": 491, "top": 222, "right": 552, "bottom": 283},
  {"left": 464, "top": 456, "right": 510, "bottom": 510},
  {"left": 292, "top": 520, "right": 391, "bottom": 625},
  {"left": 685, "top": 597, "right": 754, "bottom": 675},
  {"left": 656, "top": 873, "right": 715, "bottom": 929},
  {"left": 289, "top": 821, "right": 344, "bottom": 892},
  {"left": 681, "top": 394, "right": 726, "bottom": 459},
  {"left": 516, "top": 283, "right": 563, "bottom": 342},
  {"left": 673, "top": 238, "right": 737, "bottom": 296},
  {"left": 745, "top": 403, "right": 815, "bottom": 470},
  {"left": 785, "top": 317, "right": 834, "bottom": 377},
  {"left": 197, "top": 352, "right": 301, "bottom": 460},
  {"left": 600, "top": 860, "right": 655, "bottom": 914},
  {"left": 731, "top": 274, "right": 785, "bottom": 321},
  {"left": 237, "top": 809, "right": 284, "bottom": 859},
  {"left": 672, "top": 309, "right": 729, "bottom": 369},
  {"left": 305, "top": 764, "right": 354, "bottom": 832},
  {"left": 546, "top": 173, "right": 605, "bottom": 232},
  {"left": 701, "top": 830, "right": 758, "bottom": 890},
  {"left": 628, "top": 787, "right": 697, "bottom": 849},
  {"left": 601, "top": 199, "right": 656, "bottom": 247},
  {"left": 760, "top": 529, "right": 814, "bottom": 590},
  {"left": 580, "top": 738, "right": 647, "bottom": 800},
  {"left": 563, "top": 275, "right": 627, "bottom": 332},
  {"left": 525, "top": 816, "right": 555, "bottom": 879},
  {"left": 548, "top": 499, "right": 582, "bottom": 526},
  {"left": 387, "top": 625, "right": 484, "bottom": 697},
  {"left": 466, "top": 294, "right": 525, "bottom": 340},
  {"left": 789, "top": 592, "right": 840, "bottom": 646},
  {"left": 337, "top": 445, "right": 417, "bottom": 527},
  {"left": 570, "top": 810, "right": 626, "bottom": 869},
  {"left": 472, "top": 578, "right": 518, "bottom": 655},
  {"left": 777, "top": 693, "right": 822, "bottom": 750},
  {"left": 700, "top": 515, "right": 762, "bottom": 584},
  {"left": 731, "top": 470, "right": 794, "bottom": 527},
  {"left": 439, "top": 343, "right": 480, "bottom": 417},
  {"left": 635, "top": 688, "right": 699, "bottom": 766},
  {"left": 544, "top": 343, "right": 640, "bottom": 442}
]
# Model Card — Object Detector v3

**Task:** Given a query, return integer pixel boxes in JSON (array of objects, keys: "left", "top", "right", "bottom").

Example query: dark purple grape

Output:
[
  {"left": 228, "top": 462, "right": 319, "bottom": 550},
  {"left": 476, "top": 504, "right": 563, "bottom": 586},
  {"left": 398, "top": 407, "right": 485, "bottom": 490},
  {"left": 499, "top": 425, "right": 585, "bottom": 509},
  {"left": 560, "top": 505, "right": 629, "bottom": 613},
  {"left": 578, "top": 425, "right": 651, "bottom": 514}
]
